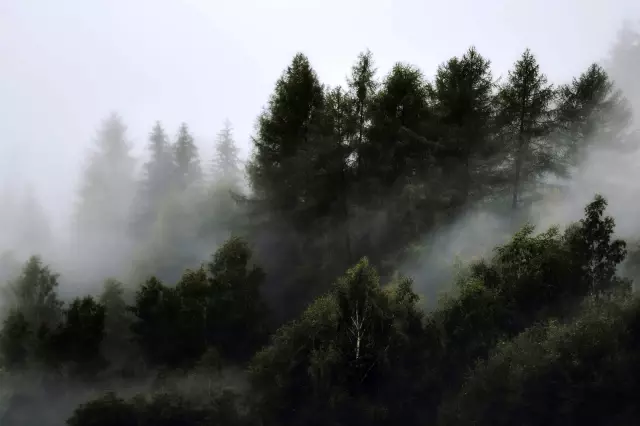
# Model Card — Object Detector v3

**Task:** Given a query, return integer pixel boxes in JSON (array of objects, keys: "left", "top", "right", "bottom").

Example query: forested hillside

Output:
[{"left": 2, "top": 23, "right": 640, "bottom": 426}]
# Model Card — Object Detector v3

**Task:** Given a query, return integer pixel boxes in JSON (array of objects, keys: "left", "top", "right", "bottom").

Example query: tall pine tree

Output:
[
  {"left": 347, "top": 50, "right": 378, "bottom": 173},
  {"left": 430, "top": 46, "right": 499, "bottom": 210},
  {"left": 556, "top": 63, "right": 633, "bottom": 164},
  {"left": 173, "top": 122, "right": 202, "bottom": 191},
  {"left": 74, "top": 113, "right": 137, "bottom": 280},
  {"left": 212, "top": 119, "right": 242, "bottom": 191},
  {"left": 75, "top": 113, "right": 136, "bottom": 234},
  {"left": 247, "top": 52, "right": 326, "bottom": 226},
  {"left": 132, "top": 121, "right": 174, "bottom": 238},
  {"left": 363, "top": 63, "right": 432, "bottom": 194},
  {"left": 496, "top": 49, "right": 556, "bottom": 210}
]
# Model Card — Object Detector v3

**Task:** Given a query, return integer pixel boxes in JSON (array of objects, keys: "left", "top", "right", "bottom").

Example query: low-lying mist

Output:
[{"left": 1, "top": 16, "right": 640, "bottom": 426}]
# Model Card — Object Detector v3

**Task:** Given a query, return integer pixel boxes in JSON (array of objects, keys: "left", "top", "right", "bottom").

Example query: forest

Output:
[{"left": 2, "top": 22, "right": 640, "bottom": 426}]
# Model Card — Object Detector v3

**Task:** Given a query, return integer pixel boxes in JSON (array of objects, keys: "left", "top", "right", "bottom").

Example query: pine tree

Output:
[
  {"left": 363, "top": 63, "right": 432, "bottom": 193},
  {"left": 75, "top": 113, "right": 137, "bottom": 240},
  {"left": 347, "top": 50, "right": 378, "bottom": 171},
  {"left": 556, "top": 63, "right": 632, "bottom": 165},
  {"left": 247, "top": 52, "right": 326, "bottom": 221},
  {"left": 212, "top": 119, "right": 242, "bottom": 190},
  {"left": 324, "top": 85, "right": 356, "bottom": 263},
  {"left": 73, "top": 113, "right": 137, "bottom": 283},
  {"left": 132, "top": 121, "right": 174, "bottom": 237},
  {"left": 430, "top": 47, "right": 499, "bottom": 210},
  {"left": 173, "top": 122, "right": 202, "bottom": 191},
  {"left": 496, "top": 49, "right": 556, "bottom": 210},
  {"left": 355, "top": 62, "right": 435, "bottom": 268}
]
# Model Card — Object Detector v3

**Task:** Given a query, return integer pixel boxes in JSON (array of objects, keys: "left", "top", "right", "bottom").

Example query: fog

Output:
[
  {"left": 2, "top": 0, "right": 638, "bottom": 221},
  {"left": 3, "top": 1, "right": 640, "bottom": 424},
  {"left": 2, "top": 0, "right": 640, "bottom": 302}
]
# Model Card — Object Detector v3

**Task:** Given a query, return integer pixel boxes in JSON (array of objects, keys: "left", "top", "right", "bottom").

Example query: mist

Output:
[{"left": 2, "top": 1, "right": 640, "bottom": 425}]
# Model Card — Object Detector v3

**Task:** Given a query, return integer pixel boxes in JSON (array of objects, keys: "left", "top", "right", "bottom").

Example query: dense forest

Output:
[{"left": 2, "top": 22, "right": 640, "bottom": 426}]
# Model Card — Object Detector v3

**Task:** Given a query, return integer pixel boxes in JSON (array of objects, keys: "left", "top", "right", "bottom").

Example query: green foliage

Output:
[
  {"left": 67, "top": 392, "right": 137, "bottom": 426},
  {"left": 130, "top": 276, "right": 186, "bottom": 368},
  {"left": 6, "top": 256, "right": 63, "bottom": 328},
  {"left": 173, "top": 122, "right": 202, "bottom": 191},
  {"left": 556, "top": 63, "right": 632, "bottom": 163},
  {"left": 0, "top": 256, "right": 64, "bottom": 369},
  {"left": 0, "top": 311, "right": 30, "bottom": 369},
  {"left": 130, "top": 236, "right": 268, "bottom": 367},
  {"left": 430, "top": 46, "right": 501, "bottom": 208},
  {"left": 205, "top": 236, "right": 268, "bottom": 360},
  {"left": 439, "top": 297, "right": 640, "bottom": 426},
  {"left": 45, "top": 296, "right": 107, "bottom": 378},
  {"left": 364, "top": 62, "right": 432, "bottom": 189},
  {"left": 414, "top": 195, "right": 629, "bottom": 423},
  {"left": 2, "top": 43, "right": 639, "bottom": 426},
  {"left": 250, "top": 258, "right": 424, "bottom": 425},
  {"left": 497, "top": 49, "right": 557, "bottom": 209},
  {"left": 99, "top": 279, "right": 135, "bottom": 373},
  {"left": 68, "top": 391, "right": 247, "bottom": 426},
  {"left": 248, "top": 52, "right": 326, "bottom": 219}
]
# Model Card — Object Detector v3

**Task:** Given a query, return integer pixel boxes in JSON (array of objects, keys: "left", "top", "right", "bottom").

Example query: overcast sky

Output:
[{"left": 1, "top": 0, "right": 640, "bottom": 229}]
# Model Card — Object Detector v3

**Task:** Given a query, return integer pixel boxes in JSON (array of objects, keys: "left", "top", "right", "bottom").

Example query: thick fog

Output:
[
  {"left": 2, "top": 0, "right": 640, "bottom": 296},
  {"left": 4, "top": 1, "right": 640, "bottom": 425}
]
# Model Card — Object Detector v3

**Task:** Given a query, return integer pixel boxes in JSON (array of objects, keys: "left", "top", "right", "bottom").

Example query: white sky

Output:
[{"left": 1, "top": 0, "right": 640, "bottom": 228}]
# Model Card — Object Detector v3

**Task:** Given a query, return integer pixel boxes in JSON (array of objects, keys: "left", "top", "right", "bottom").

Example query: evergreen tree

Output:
[
  {"left": 363, "top": 63, "right": 432, "bottom": 193},
  {"left": 132, "top": 121, "right": 174, "bottom": 237},
  {"left": 201, "top": 120, "right": 246, "bottom": 238},
  {"left": 99, "top": 279, "right": 133, "bottom": 370},
  {"left": 173, "top": 122, "right": 202, "bottom": 191},
  {"left": 212, "top": 119, "right": 242, "bottom": 190},
  {"left": 355, "top": 63, "right": 436, "bottom": 270},
  {"left": 74, "top": 113, "right": 137, "bottom": 281},
  {"left": 46, "top": 296, "right": 107, "bottom": 378},
  {"left": 430, "top": 46, "right": 499, "bottom": 210},
  {"left": 347, "top": 50, "right": 378, "bottom": 172},
  {"left": 496, "top": 49, "right": 556, "bottom": 210},
  {"left": 556, "top": 63, "right": 633, "bottom": 165},
  {"left": 130, "top": 276, "right": 186, "bottom": 368},
  {"left": 204, "top": 236, "right": 268, "bottom": 360},
  {"left": 247, "top": 52, "right": 326, "bottom": 224},
  {"left": 75, "top": 113, "right": 136, "bottom": 234},
  {"left": 324, "top": 85, "right": 357, "bottom": 263}
]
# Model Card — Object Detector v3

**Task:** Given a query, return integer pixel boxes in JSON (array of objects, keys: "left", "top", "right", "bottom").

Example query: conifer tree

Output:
[
  {"left": 212, "top": 119, "right": 242, "bottom": 190},
  {"left": 75, "top": 113, "right": 137, "bottom": 244},
  {"left": 364, "top": 63, "right": 432, "bottom": 193},
  {"left": 132, "top": 121, "right": 174, "bottom": 237},
  {"left": 347, "top": 50, "right": 378, "bottom": 172},
  {"left": 430, "top": 46, "right": 498, "bottom": 209},
  {"left": 173, "top": 122, "right": 202, "bottom": 191},
  {"left": 496, "top": 49, "right": 556, "bottom": 210},
  {"left": 556, "top": 63, "right": 632, "bottom": 164},
  {"left": 247, "top": 52, "right": 326, "bottom": 223}
]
